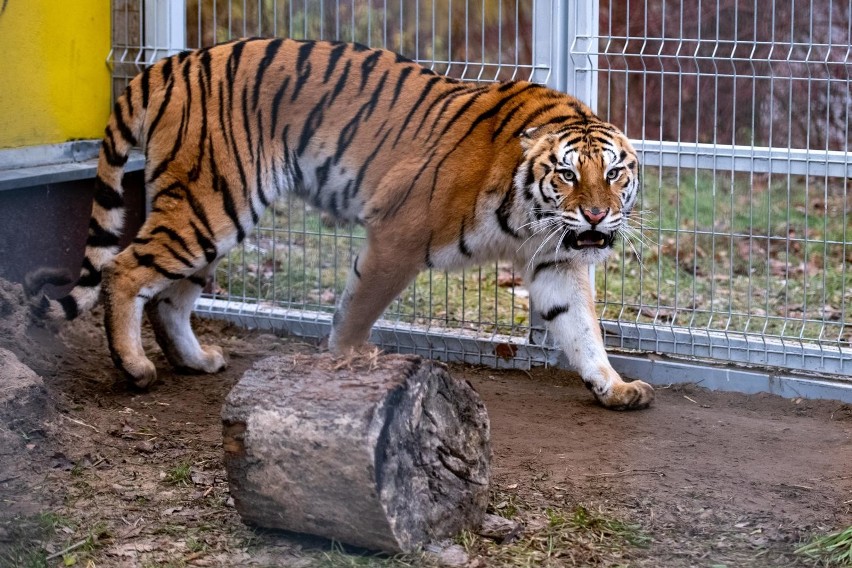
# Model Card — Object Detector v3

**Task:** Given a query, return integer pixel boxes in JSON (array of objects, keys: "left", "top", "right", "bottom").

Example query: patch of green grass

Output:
[
  {"left": 795, "top": 526, "right": 852, "bottom": 567},
  {"left": 464, "top": 493, "right": 649, "bottom": 567},
  {"left": 0, "top": 514, "right": 57, "bottom": 568},
  {"left": 165, "top": 462, "right": 193, "bottom": 486}
]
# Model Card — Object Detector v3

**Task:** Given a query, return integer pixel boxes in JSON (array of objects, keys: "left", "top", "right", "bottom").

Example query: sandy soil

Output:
[{"left": 1, "top": 277, "right": 850, "bottom": 567}]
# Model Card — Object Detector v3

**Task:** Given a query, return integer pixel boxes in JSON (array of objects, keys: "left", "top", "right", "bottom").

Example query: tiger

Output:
[{"left": 26, "top": 38, "right": 654, "bottom": 410}]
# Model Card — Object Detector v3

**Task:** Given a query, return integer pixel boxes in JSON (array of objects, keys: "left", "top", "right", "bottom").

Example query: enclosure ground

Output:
[{"left": 1, "top": 282, "right": 850, "bottom": 567}]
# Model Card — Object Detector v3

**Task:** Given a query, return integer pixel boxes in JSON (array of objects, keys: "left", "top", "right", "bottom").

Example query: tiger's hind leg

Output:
[
  {"left": 103, "top": 208, "right": 227, "bottom": 389},
  {"left": 145, "top": 261, "right": 226, "bottom": 376}
]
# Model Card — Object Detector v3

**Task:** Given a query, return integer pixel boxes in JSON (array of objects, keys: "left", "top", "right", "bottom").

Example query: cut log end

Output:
[{"left": 222, "top": 352, "right": 491, "bottom": 553}]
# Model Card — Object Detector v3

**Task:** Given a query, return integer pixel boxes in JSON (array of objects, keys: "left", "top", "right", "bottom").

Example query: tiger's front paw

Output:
[
  {"left": 597, "top": 379, "right": 655, "bottom": 410},
  {"left": 174, "top": 345, "right": 227, "bottom": 375},
  {"left": 121, "top": 357, "right": 158, "bottom": 390}
]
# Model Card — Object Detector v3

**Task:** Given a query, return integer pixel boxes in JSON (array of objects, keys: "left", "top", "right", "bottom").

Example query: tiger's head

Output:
[{"left": 515, "top": 120, "right": 639, "bottom": 264}]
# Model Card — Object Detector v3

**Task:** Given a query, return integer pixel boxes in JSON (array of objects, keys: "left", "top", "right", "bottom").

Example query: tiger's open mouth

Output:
[{"left": 563, "top": 230, "right": 615, "bottom": 250}]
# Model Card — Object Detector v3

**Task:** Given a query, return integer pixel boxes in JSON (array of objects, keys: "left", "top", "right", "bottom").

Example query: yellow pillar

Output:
[{"left": 0, "top": 1, "right": 111, "bottom": 149}]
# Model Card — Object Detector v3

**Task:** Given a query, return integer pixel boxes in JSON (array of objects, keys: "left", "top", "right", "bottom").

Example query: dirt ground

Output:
[{"left": 1, "top": 277, "right": 851, "bottom": 567}]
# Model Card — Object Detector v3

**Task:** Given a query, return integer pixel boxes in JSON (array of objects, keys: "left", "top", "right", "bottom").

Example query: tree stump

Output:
[{"left": 222, "top": 352, "right": 491, "bottom": 553}]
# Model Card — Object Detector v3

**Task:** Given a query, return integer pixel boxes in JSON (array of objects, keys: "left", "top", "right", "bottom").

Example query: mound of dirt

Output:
[
  {"left": 0, "top": 278, "right": 39, "bottom": 364},
  {"left": 0, "top": 283, "right": 57, "bottom": 542}
]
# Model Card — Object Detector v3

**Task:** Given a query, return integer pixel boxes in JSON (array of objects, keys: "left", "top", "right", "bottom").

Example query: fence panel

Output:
[
  {"left": 583, "top": 0, "right": 852, "bottom": 377},
  {"left": 109, "top": 1, "right": 852, "bottom": 382}
]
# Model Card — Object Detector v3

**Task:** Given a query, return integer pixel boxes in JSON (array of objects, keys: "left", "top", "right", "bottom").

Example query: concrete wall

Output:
[{"left": 0, "top": 1, "right": 111, "bottom": 149}]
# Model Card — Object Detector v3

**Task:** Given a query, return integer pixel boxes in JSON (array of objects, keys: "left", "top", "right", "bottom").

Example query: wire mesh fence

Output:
[{"left": 109, "top": 0, "right": 852, "bottom": 378}]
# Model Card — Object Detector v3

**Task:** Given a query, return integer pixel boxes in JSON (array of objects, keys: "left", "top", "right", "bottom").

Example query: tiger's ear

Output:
[{"left": 519, "top": 126, "right": 539, "bottom": 151}]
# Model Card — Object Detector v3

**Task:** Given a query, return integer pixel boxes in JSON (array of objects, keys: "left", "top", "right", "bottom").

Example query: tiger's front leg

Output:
[
  {"left": 328, "top": 238, "right": 423, "bottom": 353},
  {"left": 527, "top": 262, "right": 654, "bottom": 410}
]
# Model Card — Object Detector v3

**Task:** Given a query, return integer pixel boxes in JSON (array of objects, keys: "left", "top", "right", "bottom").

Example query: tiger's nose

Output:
[{"left": 582, "top": 207, "right": 609, "bottom": 225}]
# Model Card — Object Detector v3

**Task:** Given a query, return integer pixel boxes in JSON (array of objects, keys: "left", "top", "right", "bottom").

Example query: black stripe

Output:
[
  {"left": 191, "top": 221, "right": 218, "bottom": 263},
  {"left": 532, "top": 261, "right": 560, "bottom": 280},
  {"left": 254, "top": 38, "right": 283, "bottom": 110},
  {"left": 392, "top": 75, "right": 443, "bottom": 147},
  {"left": 151, "top": 226, "right": 193, "bottom": 256},
  {"left": 148, "top": 106, "right": 187, "bottom": 184},
  {"left": 241, "top": 81, "right": 255, "bottom": 163},
  {"left": 87, "top": 218, "right": 121, "bottom": 248},
  {"left": 133, "top": 251, "right": 184, "bottom": 280},
  {"left": 315, "top": 157, "right": 333, "bottom": 188},
  {"left": 511, "top": 102, "right": 561, "bottom": 138},
  {"left": 359, "top": 50, "right": 382, "bottom": 93},
  {"left": 335, "top": 107, "right": 363, "bottom": 163},
  {"left": 425, "top": 234, "right": 434, "bottom": 268},
  {"left": 270, "top": 76, "right": 290, "bottom": 136},
  {"left": 140, "top": 66, "right": 152, "bottom": 108},
  {"left": 291, "top": 41, "right": 315, "bottom": 102},
  {"left": 225, "top": 40, "right": 246, "bottom": 107},
  {"left": 324, "top": 43, "right": 348, "bottom": 83},
  {"left": 93, "top": 176, "right": 125, "bottom": 210},
  {"left": 181, "top": 57, "right": 193, "bottom": 138},
  {"left": 329, "top": 59, "right": 352, "bottom": 104},
  {"left": 199, "top": 49, "right": 213, "bottom": 96},
  {"left": 541, "top": 303, "right": 570, "bottom": 321},
  {"left": 188, "top": 275, "right": 207, "bottom": 287},
  {"left": 188, "top": 65, "right": 208, "bottom": 182},
  {"left": 326, "top": 191, "right": 339, "bottom": 218},
  {"left": 449, "top": 83, "right": 540, "bottom": 145},
  {"left": 559, "top": 135, "right": 584, "bottom": 149},
  {"left": 352, "top": 128, "right": 392, "bottom": 197},
  {"left": 217, "top": 175, "right": 246, "bottom": 243},
  {"left": 495, "top": 184, "right": 520, "bottom": 239},
  {"left": 390, "top": 65, "right": 414, "bottom": 107},
  {"left": 77, "top": 257, "right": 102, "bottom": 287},
  {"left": 458, "top": 217, "right": 472, "bottom": 257},
  {"left": 151, "top": 180, "right": 186, "bottom": 204},
  {"left": 101, "top": 132, "right": 127, "bottom": 167},
  {"left": 255, "top": 114, "right": 270, "bottom": 208},
  {"left": 162, "top": 244, "right": 196, "bottom": 268},
  {"left": 113, "top": 99, "right": 137, "bottom": 146},
  {"left": 217, "top": 80, "right": 231, "bottom": 151},
  {"left": 492, "top": 102, "right": 525, "bottom": 141},
  {"left": 415, "top": 84, "right": 471, "bottom": 136},
  {"left": 146, "top": 60, "right": 176, "bottom": 147},
  {"left": 364, "top": 71, "right": 388, "bottom": 120},
  {"left": 341, "top": 179, "right": 353, "bottom": 211},
  {"left": 297, "top": 92, "right": 328, "bottom": 155},
  {"left": 58, "top": 296, "right": 79, "bottom": 320},
  {"left": 333, "top": 71, "right": 388, "bottom": 163},
  {"left": 352, "top": 255, "right": 361, "bottom": 278}
]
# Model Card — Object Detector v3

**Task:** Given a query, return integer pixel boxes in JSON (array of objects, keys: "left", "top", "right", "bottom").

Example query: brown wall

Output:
[{"left": 0, "top": 172, "right": 145, "bottom": 293}]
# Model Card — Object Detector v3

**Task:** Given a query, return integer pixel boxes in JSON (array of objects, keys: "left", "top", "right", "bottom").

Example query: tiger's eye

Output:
[
  {"left": 606, "top": 168, "right": 621, "bottom": 181},
  {"left": 559, "top": 170, "right": 576, "bottom": 183}
]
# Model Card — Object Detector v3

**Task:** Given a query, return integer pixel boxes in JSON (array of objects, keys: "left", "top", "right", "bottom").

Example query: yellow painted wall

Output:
[{"left": 0, "top": 1, "right": 111, "bottom": 149}]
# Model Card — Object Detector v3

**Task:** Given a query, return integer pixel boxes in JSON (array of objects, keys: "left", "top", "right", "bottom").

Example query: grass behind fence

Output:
[{"left": 214, "top": 167, "right": 850, "bottom": 346}]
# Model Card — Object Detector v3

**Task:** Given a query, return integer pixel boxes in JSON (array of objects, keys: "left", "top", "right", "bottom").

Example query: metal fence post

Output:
[
  {"left": 529, "top": 0, "right": 600, "bottom": 346},
  {"left": 144, "top": 0, "right": 186, "bottom": 63}
]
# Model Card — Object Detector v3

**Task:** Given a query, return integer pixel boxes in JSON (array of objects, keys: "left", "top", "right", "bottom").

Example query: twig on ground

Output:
[
  {"left": 45, "top": 538, "right": 89, "bottom": 561},
  {"left": 61, "top": 414, "right": 101, "bottom": 433},
  {"left": 584, "top": 469, "right": 665, "bottom": 478}
]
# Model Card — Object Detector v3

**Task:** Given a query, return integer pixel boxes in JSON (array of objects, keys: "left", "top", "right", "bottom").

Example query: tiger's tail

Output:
[{"left": 27, "top": 76, "right": 147, "bottom": 321}]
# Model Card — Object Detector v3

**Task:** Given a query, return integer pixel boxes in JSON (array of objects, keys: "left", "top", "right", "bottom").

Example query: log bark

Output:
[{"left": 222, "top": 352, "right": 491, "bottom": 553}]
